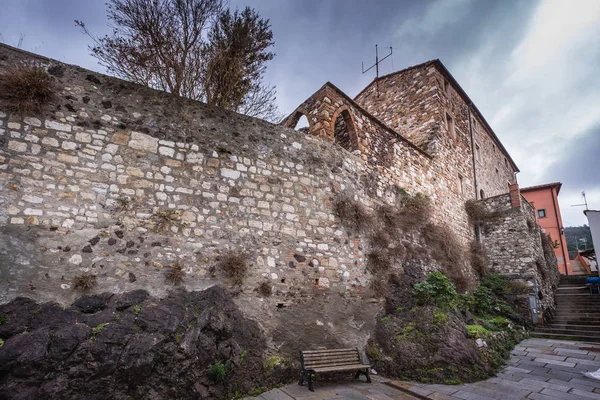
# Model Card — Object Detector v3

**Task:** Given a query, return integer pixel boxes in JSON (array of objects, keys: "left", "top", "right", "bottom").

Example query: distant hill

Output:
[{"left": 564, "top": 225, "right": 593, "bottom": 259}]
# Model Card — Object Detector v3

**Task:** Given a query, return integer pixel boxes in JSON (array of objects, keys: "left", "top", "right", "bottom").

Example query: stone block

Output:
[{"left": 128, "top": 131, "right": 158, "bottom": 153}]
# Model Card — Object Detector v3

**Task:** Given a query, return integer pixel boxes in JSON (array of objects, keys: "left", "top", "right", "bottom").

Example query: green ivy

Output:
[{"left": 414, "top": 272, "right": 458, "bottom": 309}]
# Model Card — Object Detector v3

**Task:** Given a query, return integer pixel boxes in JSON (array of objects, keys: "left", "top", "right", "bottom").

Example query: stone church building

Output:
[{"left": 282, "top": 60, "right": 519, "bottom": 243}]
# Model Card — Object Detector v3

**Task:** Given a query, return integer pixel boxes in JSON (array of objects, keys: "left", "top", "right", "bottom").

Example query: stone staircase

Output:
[{"left": 532, "top": 274, "right": 600, "bottom": 342}]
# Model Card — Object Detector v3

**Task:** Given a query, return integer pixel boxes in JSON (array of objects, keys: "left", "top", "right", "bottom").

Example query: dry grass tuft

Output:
[
  {"left": 397, "top": 193, "right": 431, "bottom": 230},
  {"left": 333, "top": 194, "right": 374, "bottom": 233},
  {"left": 73, "top": 273, "right": 97, "bottom": 291},
  {"left": 165, "top": 260, "right": 184, "bottom": 285},
  {"left": 469, "top": 241, "right": 488, "bottom": 277},
  {"left": 366, "top": 248, "right": 392, "bottom": 275},
  {"left": 370, "top": 274, "right": 389, "bottom": 298},
  {"left": 218, "top": 251, "right": 249, "bottom": 286},
  {"left": 257, "top": 281, "right": 272, "bottom": 297},
  {"left": 0, "top": 65, "right": 57, "bottom": 113},
  {"left": 464, "top": 200, "right": 488, "bottom": 225}
]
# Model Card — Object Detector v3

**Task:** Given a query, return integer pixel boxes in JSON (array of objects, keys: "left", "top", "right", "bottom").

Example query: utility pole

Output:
[
  {"left": 362, "top": 45, "right": 393, "bottom": 96},
  {"left": 571, "top": 191, "right": 589, "bottom": 211}
]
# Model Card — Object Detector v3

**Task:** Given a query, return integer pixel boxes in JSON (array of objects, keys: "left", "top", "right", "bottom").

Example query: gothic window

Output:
[{"left": 332, "top": 108, "right": 358, "bottom": 152}]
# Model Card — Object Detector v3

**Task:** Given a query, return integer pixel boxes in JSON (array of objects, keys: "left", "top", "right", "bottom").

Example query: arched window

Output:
[
  {"left": 285, "top": 110, "right": 311, "bottom": 133},
  {"left": 331, "top": 107, "right": 358, "bottom": 152},
  {"left": 480, "top": 189, "right": 485, "bottom": 199}
]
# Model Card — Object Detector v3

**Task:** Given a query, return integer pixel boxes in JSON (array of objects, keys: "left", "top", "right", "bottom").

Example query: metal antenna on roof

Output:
[
  {"left": 362, "top": 45, "right": 392, "bottom": 97},
  {"left": 571, "top": 191, "right": 589, "bottom": 211}
]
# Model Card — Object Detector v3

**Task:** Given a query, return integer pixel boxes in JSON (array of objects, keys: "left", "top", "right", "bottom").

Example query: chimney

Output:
[{"left": 509, "top": 183, "right": 521, "bottom": 208}]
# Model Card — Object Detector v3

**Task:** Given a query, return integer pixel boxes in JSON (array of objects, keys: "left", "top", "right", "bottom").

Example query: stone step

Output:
[
  {"left": 542, "top": 324, "right": 600, "bottom": 332},
  {"left": 534, "top": 327, "right": 600, "bottom": 337},
  {"left": 551, "top": 317, "right": 600, "bottom": 323},
  {"left": 530, "top": 331, "right": 600, "bottom": 343}
]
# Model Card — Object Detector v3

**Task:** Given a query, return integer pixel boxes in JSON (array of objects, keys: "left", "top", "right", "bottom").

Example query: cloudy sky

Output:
[{"left": 1, "top": 0, "right": 598, "bottom": 226}]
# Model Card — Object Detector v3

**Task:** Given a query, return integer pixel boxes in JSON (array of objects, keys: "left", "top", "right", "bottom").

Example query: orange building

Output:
[{"left": 521, "top": 182, "right": 572, "bottom": 275}]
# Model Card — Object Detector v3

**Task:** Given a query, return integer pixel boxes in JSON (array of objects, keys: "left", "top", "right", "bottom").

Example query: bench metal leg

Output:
[
  {"left": 308, "top": 373, "right": 314, "bottom": 392},
  {"left": 365, "top": 368, "right": 371, "bottom": 383},
  {"left": 299, "top": 371, "right": 305, "bottom": 386}
]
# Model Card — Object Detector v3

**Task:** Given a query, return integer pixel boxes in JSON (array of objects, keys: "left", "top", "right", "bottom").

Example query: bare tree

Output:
[
  {"left": 76, "top": 0, "right": 280, "bottom": 121},
  {"left": 201, "top": 7, "right": 276, "bottom": 120}
]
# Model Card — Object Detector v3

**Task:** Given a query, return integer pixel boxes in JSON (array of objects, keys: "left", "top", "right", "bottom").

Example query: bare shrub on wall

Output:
[
  {"left": 165, "top": 260, "right": 185, "bottom": 285},
  {"left": 464, "top": 199, "right": 488, "bottom": 225},
  {"left": 333, "top": 194, "right": 374, "bottom": 233},
  {"left": 0, "top": 65, "right": 56, "bottom": 113},
  {"left": 469, "top": 241, "right": 488, "bottom": 277},
  {"left": 73, "top": 273, "right": 97, "bottom": 291},
  {"left": 217, "top": 251, "right": 248, "bottom": 285},
  {"left": 397, "top": 192, "right": 431, "bottom": 230}
]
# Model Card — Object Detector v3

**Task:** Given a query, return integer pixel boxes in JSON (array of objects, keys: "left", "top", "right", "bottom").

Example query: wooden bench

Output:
[{"left": 298, "top": 348, "right": 371, "bottom": 391}]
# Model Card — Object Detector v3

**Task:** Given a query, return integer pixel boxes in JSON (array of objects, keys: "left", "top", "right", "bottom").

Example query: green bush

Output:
[
  {"left": 473, "top": 284, "right": 514, "bottom": 317},
  {"left": 457, "top": 293, "right": 475, "bottom": 312},
  {"left": 466, "top": 324, "right": 490, "bottom": 338},
  {"left": 414, "top": 272, "right": 458, "bottom": 309},
  {"left": 433, "top": 311, "right": 448, "bottom": 325},
  {"left": 207, "top": 360, "right": 230, "bottom": 383}
]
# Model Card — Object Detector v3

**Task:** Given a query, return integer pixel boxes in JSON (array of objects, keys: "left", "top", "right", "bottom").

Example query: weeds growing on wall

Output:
[
  {"left": 218, "top": 252, "right": 249, "bottom": 286},
  {"left": 0, "top": 65, "right": 57, "bottom": 113},
  {"left": 332, "top": 194, "right": 374, "bottom": 233},
  {"left": 152, "top": 209, "right": 182, "bottom": 232},
  {"left": 165, "top": 260, "right": 185, "bottom": 285},
  {"left": 256, "top": 281, "right": 272, "bottom": 297},
  {"left": 469, "top": 241, "right": 488, "bottom": 277},
  {"left": 73, "top": 273, "right": 97, "bottom": 291},
  {"left": 464, "top": 200, "right": 488, "bottom": 225}
]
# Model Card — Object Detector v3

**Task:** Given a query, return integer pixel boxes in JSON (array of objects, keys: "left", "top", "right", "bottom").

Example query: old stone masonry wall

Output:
[
  {"left": 0, "top": 44, "right": 385, "bottom": 307},
  {"left": 479, "top": 193, "right": 559, "bottom": 320}
]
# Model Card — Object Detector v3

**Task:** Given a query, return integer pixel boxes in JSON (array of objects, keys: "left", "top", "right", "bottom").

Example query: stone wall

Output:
[
  {"left": 0, "top": 43, "right": 388, "bottom": 306},
  {"left": 478, "top": 193, "right": 559, "bottom": 321}
]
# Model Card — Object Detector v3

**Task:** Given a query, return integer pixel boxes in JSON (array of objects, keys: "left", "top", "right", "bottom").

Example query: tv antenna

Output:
[
  {"left": 571, "top": 191, "right": 589, "bottom": 211},
  {"left": 362, "top": 45, "right": 392, "bottom": 96}
]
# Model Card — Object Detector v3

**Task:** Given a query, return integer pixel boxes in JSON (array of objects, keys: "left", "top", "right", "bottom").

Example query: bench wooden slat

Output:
[
  {"left": 311, "top": 364, "right": 371, "bottom": 373},
  {"left": 303, "top": 354, "right": 359, "bottom": 362},
  {"left": 304, "top": 357, "right": 360, "bottom": 366}
]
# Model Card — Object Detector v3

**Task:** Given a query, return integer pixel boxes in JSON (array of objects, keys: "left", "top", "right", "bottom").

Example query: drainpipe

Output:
[
  {"left": 467, "top": 103, "right": 481, "bottom": 241},
  {"left": 467, "top": 103, "right": 478, "bottom": 199},
  {"left": 550, "top": 186, "right": 569, "bottom": 276}
]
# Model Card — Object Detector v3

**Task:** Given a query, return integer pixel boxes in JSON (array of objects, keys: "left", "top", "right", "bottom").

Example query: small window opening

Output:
[
  {"left": 294, "top": 115, "right": 309, "bottom": 133},
  {"left": 480, "top": 189, "right": 485, "bottom": 199},
  {"left": 446, "top": 112, "right": 455, "bottom": 138},
  {"left": 314, "top": 278, "right": 319, "bottom": 286},
  {"left": 538, "top": 209, "right": 547, "bottom": 218},
  {"left": 495, "top": 167, "right": 499, "bottom": 176},
  {"left": 475, "top": 144, "right": 481, "bottom": 162},
  {"left": 333, "top": 110, "right": 357, "bottom": 151},
  {"left": 280, "top": 278, "right": 285, "bottom": 284},
  {"left": 504, "top": 158, "right": 508, "bottom": 167},
  {"left": 493, "top": 144, "right": 497, "bottom": 153},
  {"left": 443, "top": 79, "right": 449, "bottom": 94}
]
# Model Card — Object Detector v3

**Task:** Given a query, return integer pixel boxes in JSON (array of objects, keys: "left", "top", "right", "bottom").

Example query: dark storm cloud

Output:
[{"left": 1, "top": 0, "right": 599, "bottom": 224}]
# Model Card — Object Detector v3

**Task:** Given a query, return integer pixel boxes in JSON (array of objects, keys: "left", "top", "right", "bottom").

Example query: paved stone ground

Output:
[
  {"left": 392, "top": 338, "right": 600, "bottom": 399},
  {"left": 250, "top": 339, "right": 600, "bottom": 399},
  {"left": 244, "top": 376, "right": 418, "bottom": 399}
]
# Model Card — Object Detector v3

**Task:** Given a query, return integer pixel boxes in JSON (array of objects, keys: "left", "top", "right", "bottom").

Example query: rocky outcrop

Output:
[{"left": 0, "top": 286, "right": 284, "bottom": 400}]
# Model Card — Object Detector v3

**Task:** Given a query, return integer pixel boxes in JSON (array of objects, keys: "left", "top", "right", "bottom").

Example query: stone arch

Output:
[
  {"left": 330, "top": 106, "right": 359, "bottom": 152},
  {"left": 284, "top": 109, "right": 312, "bottom": 133}
]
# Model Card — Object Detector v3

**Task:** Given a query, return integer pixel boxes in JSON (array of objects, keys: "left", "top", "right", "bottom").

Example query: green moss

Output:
[
  {"left": 444, "top": 379, "right": 462, "bottom": 385},
  {"left": 175, "top": 334, "right": 182, "bottom": 343},
  {"left": 380, "top": 316, "right": 390, "bottom": 323},
  {"left": 395, "top": 305, "right": 405, "bottom": 313},
  {"left": 466, "top": 324, "right": 490, "bottom": 338},
  {"left": 207, "top": 360, "right": 230, "bottom": 382},
  {"left": 0, "top": 315, "right": 7, "bottom": 325},
  {"left": 433, "top": 311, "right": 448, "bottom": 325},
  {"left": 0, "top": 338, "right": 4, "bottom": 346},
  {"left": 366, "top": 342, "right": 383, "bottom": 361},
  {"left": 264, "top": 355, "right": 283, "bottom": 370},
  {"left": 240, "top": 350, "right": 248, "bottom": 363},
  {"left": 92, "top": 323, "right": 109, "bottom": 337},
  {"left": 134, "top": 305, "right": 142, "bottom": 315}
]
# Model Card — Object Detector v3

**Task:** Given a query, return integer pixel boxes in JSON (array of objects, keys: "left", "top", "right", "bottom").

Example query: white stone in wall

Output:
[
  {"left": 23, "top": 195, "right": 43, "bottom": 204},
  {"left": 128, "top": 131, "right": 158, "bottom": 153},
  {"left": 8, "top": 141, "right": 27, "bottom": 152},
  {"left": 24, "top": 208, "right": 42, "bottom": 216},
  {"left": 41, "top": 137, "right": 59, "bottom": 147},
  {"left": 159, "top": 146, "right": 175, "bottom": 157},
  {"left": 68, "top": 254, "right": 82, "bottom": 265},
  {"left": 8, "top": 122, "right": 21, "bottom": 130},
  {"left": 75, "top": 132, "right": 92, "bottom": 143},
  {"left": 45, "top": 120, "right": 71, "bottom": 132},
  {"left": 220, "top": 168, "right": 240, "bottom": 180},
  {"left": 61, "top": 141, "right": 77, "bottom": 150}
]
